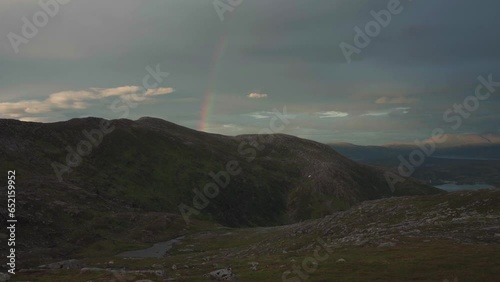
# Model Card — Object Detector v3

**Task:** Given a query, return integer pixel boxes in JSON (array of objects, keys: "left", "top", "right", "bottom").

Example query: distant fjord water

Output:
[{"left": 435, "top": 183, "right": 495, "bottom": 192}]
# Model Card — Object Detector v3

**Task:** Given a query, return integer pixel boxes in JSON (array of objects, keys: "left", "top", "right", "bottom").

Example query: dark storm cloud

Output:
[{"left": 1, "top": 0, "right": 500, "bottom": 143}]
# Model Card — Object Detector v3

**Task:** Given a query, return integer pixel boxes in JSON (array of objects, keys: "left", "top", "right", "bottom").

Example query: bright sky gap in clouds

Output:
[{"left": 1, "top": 0, "right": 500, "bottom": 145}]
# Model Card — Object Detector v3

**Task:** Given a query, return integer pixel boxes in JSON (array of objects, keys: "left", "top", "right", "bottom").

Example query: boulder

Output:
[{"left": 206, "top": 267, "right": 237, "bottom": 281}]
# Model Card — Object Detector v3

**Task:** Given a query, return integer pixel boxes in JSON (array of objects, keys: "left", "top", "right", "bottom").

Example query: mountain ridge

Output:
[
  {"left": 0, "top": 117, "right": 442, "bottom": 224},
  {"left": 0, "top": 117, "right": 443, "bottom": 267}
]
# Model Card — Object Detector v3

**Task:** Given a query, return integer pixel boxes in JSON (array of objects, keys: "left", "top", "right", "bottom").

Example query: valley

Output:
[
  {"left": 8, "top": 189, "right": 500, "bottom": 281},
  {"left": 0, "top": 118, "right": 498, "bottom": 281}
]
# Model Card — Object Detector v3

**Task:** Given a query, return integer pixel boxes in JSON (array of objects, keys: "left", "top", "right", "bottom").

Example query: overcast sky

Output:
[{"left": 1, "top": 0, "right": 500, "bottom": 145}]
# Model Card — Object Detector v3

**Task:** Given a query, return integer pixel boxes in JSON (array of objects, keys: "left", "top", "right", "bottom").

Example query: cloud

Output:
[
  {"left": 247, "top": 112, "right": 271, "bottom": 119},
  {"left": 222, "top": 124, "right": 243, "bottom": 131},
  {"left": 317, "top": 111, "right": 349, "bottom": 118},
  {"left": 47, "top": 91, "right": 98, "bottom": 109},
  {"left": 361, "top": 107, "right": 411, "bottom": 117},
  {"left": 247, "top": 92, "right": 268, "bottom": 99},
  {"left": 19, "top": 117, "right": 51, "bottom": 123},
  {"left": 0, "top": 86, "right": 175, "bottom": 120},
  {"left": 391, "top": 107, "right": 410, "bottom": 115},
  {"left": 361, "top": 111, "right": 389, "bottom": 117},
  {"left": 145, "top": 87, "right": 175, "bottom": 96},
  {"left": 0, "top": 100, "right": 46, "bottom": 118},
  {"left": 95, "top": 86, "right": 142, "bottom": 97},
  {"left": 375, "top": 96, "right": 419, "bottom": 105}
]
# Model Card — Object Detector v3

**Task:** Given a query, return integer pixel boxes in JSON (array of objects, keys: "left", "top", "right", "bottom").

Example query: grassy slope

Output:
[{"left": 11, "top": 189, "right": 500, "bottom": 281}]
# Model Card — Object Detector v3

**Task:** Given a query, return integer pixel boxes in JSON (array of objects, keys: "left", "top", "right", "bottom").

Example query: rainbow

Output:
[{"left": 198, "top": 35, "right": 228, "bottom": 132}]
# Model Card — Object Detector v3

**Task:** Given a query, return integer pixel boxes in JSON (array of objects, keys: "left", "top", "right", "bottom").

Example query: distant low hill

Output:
[
  {"left": 331, "top": 133, "right": 500, "bottom": 161},
  {"left": 394, "top": 133, "right": 500, "bottom": 148},
  {"left": 330, "top": 134, "right": 500, "bottom": 186}
]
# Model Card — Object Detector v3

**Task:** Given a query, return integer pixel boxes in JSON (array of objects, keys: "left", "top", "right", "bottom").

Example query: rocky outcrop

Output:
[
  {"left": 39, "top": 259, "right": 82, "bottom": 270},
  {"left": 206, "top": 267, "right": 237, "bottom": 281}
]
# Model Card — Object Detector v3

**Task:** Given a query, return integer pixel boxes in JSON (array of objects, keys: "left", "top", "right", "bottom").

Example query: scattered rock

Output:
[
  {"left": 154, "top": 270, "right": 167, "bottom": 277},
  {"left": 206, "top": 267, "right": 237, "bottom": 281},
  {"left": 40, "top": 259, "right": 82, "bottom": 270},
  {"left": 80, "top": 267, "right": 104, "bottom": 272},
  {"left": 248, "top": 262, "right": 259, "bottom": 271},
  {"left": 336, "top": 258, "right": 346, "bottom": 263},
  {"left": 378, "top": 242, "right": 396, "bottom": 248},
  {"left": 171, "top": 264, "right": 177, "bottom": 270}
]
